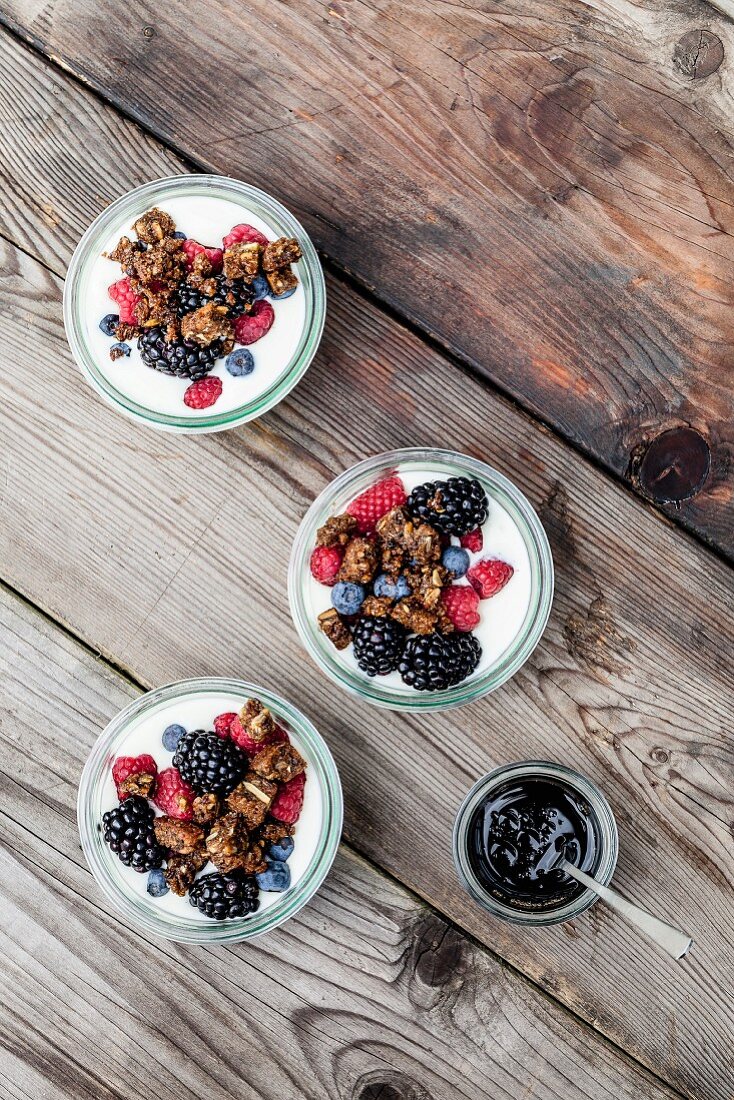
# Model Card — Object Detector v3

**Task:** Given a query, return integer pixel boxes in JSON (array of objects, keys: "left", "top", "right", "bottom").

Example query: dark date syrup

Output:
[{"left": 467, "top": 778, "right": 599, "bottom": 911}]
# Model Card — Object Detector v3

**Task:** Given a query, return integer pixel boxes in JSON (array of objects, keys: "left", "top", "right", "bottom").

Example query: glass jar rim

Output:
[
  {"left": 63, "top": 174, "right": 326, "bottom": 433},
  {"left": 452, "top": 760, "right": 619, "bottom": 926},
  {"left": 288, "top": 447, "right": 554, "bottom": 711},
  {"left": 77, "top": 677, "right": 343, "bottom": 943}
]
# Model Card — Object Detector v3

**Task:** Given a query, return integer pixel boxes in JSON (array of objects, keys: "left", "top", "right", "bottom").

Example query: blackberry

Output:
[
  {"left": 352, "top": 615, "right": 406, "bottom": 676},
  {"left": 173, "top": 280, "right": 211, "bottom": 317},
  {"left": 406, "top": 477, "right": 489, "bottom": 537},
  {"left": 173, "top": 730, "right": 247, "bottom": 795},
  {"left": 138, "top": 327, "right": 223, "bottom": 380},
  {"left": 212, "top": 275, "right": 255, "bottom": 315},
  {"left": 102, "top": 795, "right": 165, "bottom": 873},
  {"left": 399, "top": 632, "right": 481, "bottom": 692},
  {"left": 189, "top": 872, "right": 260, "bottom": 920}
]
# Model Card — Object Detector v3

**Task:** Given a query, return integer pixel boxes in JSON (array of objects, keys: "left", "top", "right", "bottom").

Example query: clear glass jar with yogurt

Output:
[
  {"left": 78, "top": 678, "right": 343, "bottom": 943},
  {"left": 288, "top": 448, "right": 554, "bottom": 710},
  {"left": 64, "top": 175, "right": 326, "bottom": 433}
]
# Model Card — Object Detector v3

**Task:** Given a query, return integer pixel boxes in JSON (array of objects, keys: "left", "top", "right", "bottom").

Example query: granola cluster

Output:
[{"left": 102, "top": 697, "right": 306, "bottom": 917}]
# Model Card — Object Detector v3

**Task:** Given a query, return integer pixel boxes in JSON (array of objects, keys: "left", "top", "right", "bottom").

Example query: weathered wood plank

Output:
[
  {"left": 1, "top": 4, "right": 734, "bottom": 554},
  {"left": 0, "top": 583, "right": 683, "bottom": 1100},
  {"left": 0, "top": 27, "right": 733, "bottom": 1100}
]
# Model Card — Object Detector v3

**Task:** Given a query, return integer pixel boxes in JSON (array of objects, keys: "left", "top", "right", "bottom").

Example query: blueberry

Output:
[
  {"left": 332, "top": 581, "right": 365, "bottom": 616},
  {"left": 99, "top": 313, "right": 119, "bottom": 337},
  {"left": 373, "top": 574, "right": 411, "bottom": 600},
  {"left": 172, "top": 231, "right": 187, "bottom": 240},
  {"left": 268, "top": 836, "right": 294, "bottom": 862},
  {"left": 110, "top": 341, "right": 131, "bottom": 357},
  {"left": 441, "top": 546, "right": 470, "bottom": 577},
  {"left": 256, "top": 860, "right": 291, "bottom": 892},
  {"left": 147, "top": 869, "right": 169, "bottom": 897},
  {"left": 252, "top": 273, "right": 269, "bottom": 300},
  {"left": 162, "top": 723, "right": 186, "bottom": 752},
  {"left": 226, "top": 347, "right": 255, "bottom": 377},
  {"left": 270, "top": 284, "right": 297, "bottom": 300}
]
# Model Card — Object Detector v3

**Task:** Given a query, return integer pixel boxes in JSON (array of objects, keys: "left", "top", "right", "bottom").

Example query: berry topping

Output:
[
  {"left": 268, "top": 835, "right": 295, "bottom": 862},
  {"left": 331, "top": 581, "right": 365, "bottom": 616},
  {"left": 352, "top": 615, "right": 406, "bottom": 676},
  {"left": 233, "top": 299, "right": 275, "bottom": 345},
  {"left": 110, "top": 341, "right": 131, "bottom": 359},
  {"left": 112, "top": 754, "right": 158, "bottom": 799},
  {"left": 108, "top": 277, "right": 140, "bottom": 325},
  {"left": 223, "top": 223, "right": 269, "bottom": 248},
  {"left": 184, "top": 376, "right": 223, "bottom": 409},
  {"left": 147, "top": 868, "right": 169, "bottom": 897},
  {"left": 213, "top": 712, "right": 237, "bottom": 738},
  {"left": 162, "top": 723, "right": 186, "bottom": 752},
  {"left": 399, "top": 632, "right": 481, "bottom": 691},
  {"left": 346, "top": 475, "right": 407, "bottom": 535},
  {"left": 407, "top": 477, "right": 489, "bottom": 537},
  {"left": 225, "top": 347, "right": 255, "bottom": 376},
  {"left": 138, "top": 327, "right": 223, "bottom": 380},
  {"left": 373, "top": 573, "right": 411, "bottom": 600},
  {"left": 256, "top": 860, "right": 291, "bottom": 893},
  {"left": 441, "top": 585, "right": 481, "bottom": 632},
  {"left": 270, "top": 771, "right": 306, "bottom": 824},
  {"left": 310, "top": 545, "right": 344, "bottom": 586},
  {"left": 441, "top": 546, "right": 470, "bottom": 577},
  {"left": 189, "top": 871, "right": 260, "bottom": 920},
  {"left": 173, "top": 730, "right": 248, "bottom": 795},
  {"left": 102, "top": 796, "right": 165, "bottom": 872},
  {"left": 228, "top": 715, "right": 287, "bottom": 755},
  {"left": 182, "top": 238, "right": 223, "bottom": 272},
  {"left": 460, "top": 528, "right": 484, "bottom": 553},
  {"left": 467, "top": 559, "right": 514, "bottom": 599},
  {"left": 153, "top": 766, "right": 196, "bottom": 821},
  {"left": 252, "top": 273, "right": 270, "bottom": 300},
  {"left": 99, "top": 313, "right": 119, "bottom": 336}
]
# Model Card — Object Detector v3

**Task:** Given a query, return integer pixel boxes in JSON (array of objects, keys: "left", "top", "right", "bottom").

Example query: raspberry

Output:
[
  {"left": 310, "top": 545, "right": 343, "bottom": 586},
  {"left": 467, "top": 559, "right": 514, "bottom": 599},
  {"left": 460, "top": 528, "right": 483, "bottom": 553},
  {"left": 214, "top": 712, "right": 237, "bottom": 738},
  {"left": 182, "top": 239, "right": 223, "bottom": 272},
  {"left": 184, "top": 376, "right": 223, "bottom": 409},
  {"left": 346, "top": 476, "right": 407, "bottom": 534},
  {"left": 441, "top": 585, "right": 480, "bottom": 632},
  {"left": 229, "top": 715, "right": 288, "bottom": 755},
  {"left": 223, "top": 223, "right": 269, "bottom": 249},
  {"left": 153, "top": 767, "right": 196, "bottom": 821},
  {"left": 112, "top": 754, "right": 158, "bottom": 799},
  {"left": 233, "top": 300, "right": 274, "bottom": 345},
  {"left": 270, "top": 771, "right": 306, "bottom": 824},
  {"left": 108, "top": 277, "right": 140, "bottom": 325}
]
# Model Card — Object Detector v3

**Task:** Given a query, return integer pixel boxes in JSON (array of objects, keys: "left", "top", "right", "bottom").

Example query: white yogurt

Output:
[
  {"left": 84, "top": 195, "right": 306, "bottom": 417},
  {"left": 306, "top": 469, "right": 532, "bottom": 692},
  {"left": 100, "top": 692, "right": 320, "bottom": 922}
]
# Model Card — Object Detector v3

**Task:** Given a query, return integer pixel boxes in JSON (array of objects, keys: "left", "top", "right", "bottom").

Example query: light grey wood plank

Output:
[
  {"left": 1, "top": 3, "right": 734, "bottom": 554},
  {"left": 0, "top": 27, "right": 732, "bottom": 1100},
  {"left": 0, "top": 583, "right": 681, "bottom": 1100}
]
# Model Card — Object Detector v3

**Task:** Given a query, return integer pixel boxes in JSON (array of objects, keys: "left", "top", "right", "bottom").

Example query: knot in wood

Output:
[
  {"left": 673, "top": 30, "right": 723, "bottom": 79},
  {"left": 637, "top": 427, "right": 710, "bottom": 504}
]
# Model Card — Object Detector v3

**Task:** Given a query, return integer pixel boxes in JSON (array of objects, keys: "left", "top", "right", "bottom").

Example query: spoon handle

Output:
[{"left": 563, "top": 864, "right": 693, "bottom": 960}]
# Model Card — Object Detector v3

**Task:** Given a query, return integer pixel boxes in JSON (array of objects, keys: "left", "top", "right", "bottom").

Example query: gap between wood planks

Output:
[
  {"left": 0, "top": 20, "right": 731, "bottom": 577},
  {"left": 0, "top": 571, "right": 693, "bottom": 1100}
]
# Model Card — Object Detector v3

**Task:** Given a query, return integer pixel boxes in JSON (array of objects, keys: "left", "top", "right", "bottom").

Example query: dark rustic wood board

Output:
[
  {"left": 0, "top": 26, "right": 733, "bottom": 1100},
  {"left": 2, "top": 1, "right": 734, "bottom": 555},
  {"left": 0, "top": 583, "right": 686, "bottom": 1100}
]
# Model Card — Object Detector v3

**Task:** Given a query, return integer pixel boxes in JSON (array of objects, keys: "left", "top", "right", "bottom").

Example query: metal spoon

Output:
[{"left": 561, "top": 861, "right": 693, "bottom": 960}]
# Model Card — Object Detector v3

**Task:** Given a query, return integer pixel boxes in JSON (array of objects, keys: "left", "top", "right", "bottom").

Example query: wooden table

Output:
[{"left": 1, "top": 3, "right": 732, "bottom": 1098}]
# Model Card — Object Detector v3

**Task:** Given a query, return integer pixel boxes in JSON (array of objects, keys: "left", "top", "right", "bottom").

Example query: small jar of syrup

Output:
[{"left": 453, "top": 761, "right": 618, "bottom": 926}]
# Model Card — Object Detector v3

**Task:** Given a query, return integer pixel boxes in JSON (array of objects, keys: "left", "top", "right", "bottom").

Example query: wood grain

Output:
[
  {"left": 2, "top": 3, "right": 734, "bottom": 554},
  {"left": 0, "top": 26, "right": 733, "bottom": 1100},
  {"left": 0, "top": 583, "right": 682, "bottom": 1100}
]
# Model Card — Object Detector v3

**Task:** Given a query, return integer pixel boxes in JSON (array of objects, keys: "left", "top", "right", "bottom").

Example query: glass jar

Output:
[
  {"left": 64, "top": 174, "right": 326, "bottom": 433},
  {"left": 78, "top": 678, "right": 343, "bottom": 943},
  {"left": 452, "top": 760, "right": 618, "bottom": 926},
  {"left": 288, "top": 448, "right": 554, "bottom": 711}
]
